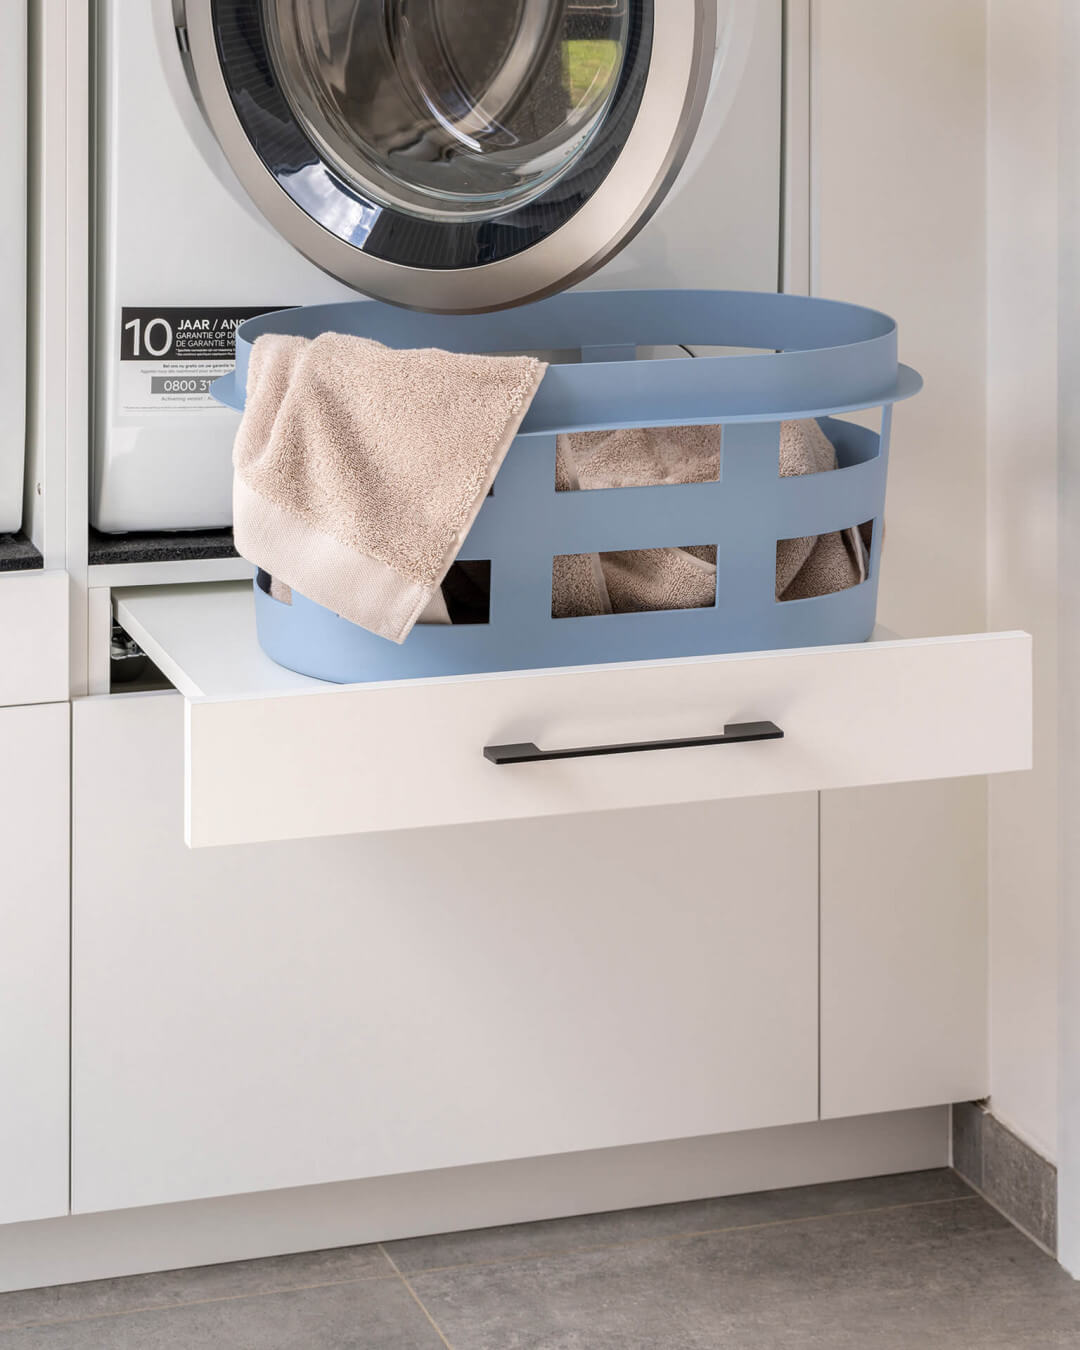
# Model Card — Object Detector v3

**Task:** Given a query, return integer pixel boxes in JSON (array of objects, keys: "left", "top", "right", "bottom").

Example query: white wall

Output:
[
  {"left": 1056, "top": 0, "right": 1080, "bottom": 1275},
  {"left": 811, "top": 0, "right": 993, "bottom": 1137},
  {"left": 986, "top": 0, "right": 1060, "bottom": 1163}
]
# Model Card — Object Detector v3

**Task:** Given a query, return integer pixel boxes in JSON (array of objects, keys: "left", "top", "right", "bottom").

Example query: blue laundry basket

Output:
[{"left": 213, "top": 290, "right": 921, "bottom": 685}]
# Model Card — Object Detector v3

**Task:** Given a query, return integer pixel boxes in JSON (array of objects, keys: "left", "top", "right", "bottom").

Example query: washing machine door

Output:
[{"left": 180, "top": 0, "right": 719, "bottom": 312}]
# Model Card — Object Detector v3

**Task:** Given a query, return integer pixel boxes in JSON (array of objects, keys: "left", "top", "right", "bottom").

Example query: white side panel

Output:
[
  {"left": 72, "top": 693, "right": 818, "bottom": 1212},
  {"left": 28, "top": 0, "right": 91, "bottom": 579},
  {"left": 0, "top": 0, "right": 27, "bottom": 535},
  {"left": 987, "top": 0, "right": 1060, "bottom": 1165},
  {"left": 0, "top": 703, "right": 70, "bottom": 1225},
  {"left": 0, "top": 571, "right": 69, "bottom": 706},
  {"left": 811, "top": 0, "right": 999, "bottom": 1168},
  {"left": 821, "top": 778, "right": 989, "bottom": 1119}
]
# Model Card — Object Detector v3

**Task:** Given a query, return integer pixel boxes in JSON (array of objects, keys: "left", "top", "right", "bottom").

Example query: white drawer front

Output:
[
  {"left": 186, "top": 634, "right": 1030, "bottom": 848},
  {"left": 114, "top": 584, "right": 1032, "bottom": 849},
  {"left": 0, "top": 571, "right": 68, "bottom": 705}
]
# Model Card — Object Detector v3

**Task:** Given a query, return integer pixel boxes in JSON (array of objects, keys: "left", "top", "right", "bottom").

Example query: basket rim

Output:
[{"left": 214, "top": 289, "right": 923, "bottom": 432}]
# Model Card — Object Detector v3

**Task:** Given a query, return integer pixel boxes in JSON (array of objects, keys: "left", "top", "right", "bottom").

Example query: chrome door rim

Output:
[{"left": 182, "top": 0, "right": 716, "bottom": 313}]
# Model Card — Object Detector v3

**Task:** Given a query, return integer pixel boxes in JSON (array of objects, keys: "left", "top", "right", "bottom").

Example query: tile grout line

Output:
[
  {"left": 379, "top": 1244, "right": 456, "bottom": 1350},
  {"left": 372, "top": 1194, "right": 986, "bottom": 1279},
  {"left": 0, "top": 1192, "right": 983, "bottom": 1334},
  {"left": 0, "top": 1271, "right": 400, "bottom": 1334}
]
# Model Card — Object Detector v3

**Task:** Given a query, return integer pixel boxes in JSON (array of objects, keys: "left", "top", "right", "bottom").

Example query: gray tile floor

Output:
[{"left": 1, "top": 1170, "right": 1078, "bottom": 1348}]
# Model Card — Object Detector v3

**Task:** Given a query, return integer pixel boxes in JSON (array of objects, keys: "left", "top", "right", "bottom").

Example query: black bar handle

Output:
[{"left": 483, "top": 721, "right": 784, "bottom": 766}]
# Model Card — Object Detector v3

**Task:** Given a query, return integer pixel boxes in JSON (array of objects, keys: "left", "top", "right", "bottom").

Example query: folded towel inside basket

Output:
[{"left": 551, "top": 419, "right": 865, "bottom": 618}]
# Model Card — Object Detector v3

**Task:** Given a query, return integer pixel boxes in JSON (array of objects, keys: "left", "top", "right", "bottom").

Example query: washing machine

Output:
[
  {"left": 92, "top": 0, "right": 783, "bottom": 532},
  {"left": 0, "top": 0, "right": 27, "bottom": 537}
]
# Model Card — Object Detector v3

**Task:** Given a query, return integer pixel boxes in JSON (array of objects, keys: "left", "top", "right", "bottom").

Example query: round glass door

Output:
[
  {"left": 184, "top": 0, "right": 716, "bottom": 309},
  {"left": 266, "top": 0, "right": 633, "bottom": 221}
]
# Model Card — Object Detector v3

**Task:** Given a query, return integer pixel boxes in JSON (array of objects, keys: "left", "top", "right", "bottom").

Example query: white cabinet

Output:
[
  {"left": 0, "top": 572, "right": 69, "bottom": 706},
  {"left": 820, "top": 777, "right": 989, "bottom": 1118},
  {"left": 72, "top": 692, "right": 819, "bottom": 1213},
  {"left": 113, "top": 582, "right": 1032, "bottom": 848},
  {"left": 0, "top": 702, "right": 69, "bottom": 1224},
  {"left": 66, "top": 574, "right": 1029, "bottom": 1215}
]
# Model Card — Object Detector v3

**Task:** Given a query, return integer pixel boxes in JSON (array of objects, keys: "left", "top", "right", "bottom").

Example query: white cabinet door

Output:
[
  {"left": 72, "top": 693, "right": 819, "bottom": 1213},
  {"left": 0, "top": 702, "right": 69, "bottom": 1224},
  {"left": 820, "top": 777, "right": 989, "bottom": 1117},
  {"left": 0, "top": 572, "right": 69, "bottom": 706}
]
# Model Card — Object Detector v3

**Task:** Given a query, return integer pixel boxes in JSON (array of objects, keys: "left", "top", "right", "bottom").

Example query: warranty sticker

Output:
[{"left": 117, "top": 307, "right": 283, "bottom": 413}]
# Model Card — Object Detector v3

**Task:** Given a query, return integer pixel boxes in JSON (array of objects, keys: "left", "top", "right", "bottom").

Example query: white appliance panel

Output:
[
  {"left": 91, "top": 1, "right": 355, "bottom": 532},
  {"left": 0, "top": 0, "right": 27, "bottom": 536},
  {"left": 93, "top": 1, "right": 782, "bottom": 531},
  {"left": 601, "top": 0, "right": 781, "bottom": 293}
]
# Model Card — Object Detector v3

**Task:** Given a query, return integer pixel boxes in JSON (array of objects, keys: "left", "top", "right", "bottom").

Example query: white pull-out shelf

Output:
[{"left": 113, "top": 582, "right": 1032, "bottom": 849}]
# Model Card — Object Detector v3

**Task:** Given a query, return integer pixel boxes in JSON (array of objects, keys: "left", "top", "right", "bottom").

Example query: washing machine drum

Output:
[{"left": 181, "top": 0, "right": 724, "bottom": 312}]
